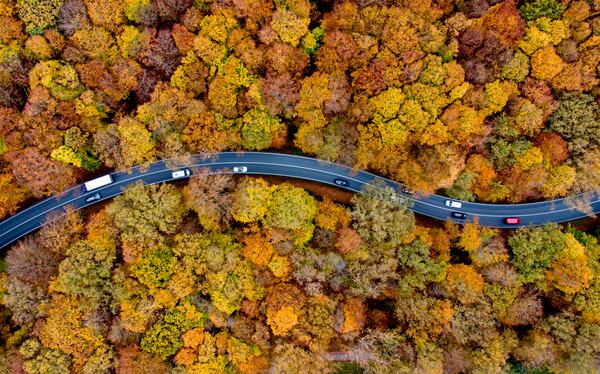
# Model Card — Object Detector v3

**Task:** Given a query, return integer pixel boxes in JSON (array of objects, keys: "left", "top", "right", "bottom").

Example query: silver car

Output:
[
  {"left": 233, "top": 166, "right": 248, "bottom": 173},
  {"left": 85, "top": 193, "right": 102, "bottom": 203}
]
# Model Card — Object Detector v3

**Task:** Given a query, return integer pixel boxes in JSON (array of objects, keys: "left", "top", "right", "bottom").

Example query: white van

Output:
[
  {"left": 172, "top": 169, "right": 191, "bottom": 179},
  {"left": 445, "top": 200, "right": 462, "bottom": 208}
]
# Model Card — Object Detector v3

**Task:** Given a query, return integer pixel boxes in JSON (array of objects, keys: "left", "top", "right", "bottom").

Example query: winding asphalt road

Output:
[{"left": 1, "top": 152, "right": 599, "bottom": 249}]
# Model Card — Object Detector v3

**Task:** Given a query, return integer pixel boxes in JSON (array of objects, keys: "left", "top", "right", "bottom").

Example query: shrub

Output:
[{"left": 519, "top": 0, "right": 564, "bottom": 21}]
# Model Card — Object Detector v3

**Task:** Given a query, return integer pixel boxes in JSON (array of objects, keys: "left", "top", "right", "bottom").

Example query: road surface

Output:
[{"left": 1, "top": 152, "right": 599, "bottom": 249}]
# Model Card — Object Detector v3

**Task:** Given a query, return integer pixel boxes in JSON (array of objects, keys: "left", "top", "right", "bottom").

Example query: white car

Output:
[
  {"left": 233, "top": 166, "right": 247, "bottom": 173},
  {"left": 445, "top": 200, "right": 462, "bottom": 208},
  {"left": 172, "top": 169, "right": 191, "bottom": 179}
]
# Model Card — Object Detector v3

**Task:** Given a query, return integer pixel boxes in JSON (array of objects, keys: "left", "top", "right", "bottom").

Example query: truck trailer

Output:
[{"left": 82, "top": 174, "right": 114, "bottom": 192}]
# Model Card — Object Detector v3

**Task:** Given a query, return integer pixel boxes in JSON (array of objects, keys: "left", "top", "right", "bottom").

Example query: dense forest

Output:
[
  {"left": 0, "top": 0, "right": 600, "bottom": 373},
  {"left": 0, "top": 0, "right": 599, "bottom": 221},
  {"left": 1, "top": 173, "right": 599, "bottom": 373}
]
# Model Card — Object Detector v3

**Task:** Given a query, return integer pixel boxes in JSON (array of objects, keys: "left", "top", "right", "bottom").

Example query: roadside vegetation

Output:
[{"left": 1, "top": 175, "right": 599, "bottom": 373}]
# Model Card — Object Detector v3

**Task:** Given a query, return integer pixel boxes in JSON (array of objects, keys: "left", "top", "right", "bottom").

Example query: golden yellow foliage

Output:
[
  {"left": 545, "top": 234, "right": 592, "bottom": 294},
  {"left": 315, "top": 197, "right": 351, "bottom": 231},
  {"left": 514, "top": 147, "right": 544, "bottom": 172},
  {"left": 267, "top": 306, "right": 299, "bottom": 336},
  {"left": 446, "top": 264, "right": 484, "bottom": 304},
  {"left": 459, "top": 223, "right": 482, "bottom": 252},
  {"left": 242, "top": 233, "right": 274, "bottom": 267},
  {"left": 268, "top": 254, "right": 292, "bottom": 278},
  {"left": 340, "top": 298, "right": 366, "bottom": 334},
  {"left": 175, "top": 347, "right": 198, "bottom": 367},
  {"left": 541, "top": 164, "right": 576, "bottom": 199},
  {"left": 531, "top": 45, "right": 564, "bottom": 81},
  {"left": 271, "top": 8, "right": 309, "bottom": 47},
  {"left": 38, "top": 295, "right": 104, "bottom": 365},
  {"left": 183, "top": 328, "right": 205, "bottom": 349}
]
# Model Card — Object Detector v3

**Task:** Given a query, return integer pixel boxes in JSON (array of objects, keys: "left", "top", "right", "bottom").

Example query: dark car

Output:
[
  {"left": 334, "top": 179, "right": 349, "bottom": 187},
  {"left": 451, "top": 212, "right": 467, "bottom": 219},
  {"left": 85, "top": 193, "right": 102, "bottom": 203},
  {"left": 505, "top": 217, "right": 520, "bottom": 225},
  {"left": 401, "top": 187, "right": 414, "bottom": 195}
]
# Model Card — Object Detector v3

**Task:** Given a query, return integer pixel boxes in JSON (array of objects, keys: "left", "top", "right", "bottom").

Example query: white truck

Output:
[{"left": 82, "top": 174, "right": 113, "bottom": 192}]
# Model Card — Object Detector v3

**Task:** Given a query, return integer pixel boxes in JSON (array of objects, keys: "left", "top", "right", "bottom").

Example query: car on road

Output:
[
  {"left": 505, "top": 217, "right": 521, "bottom": 225},
  {"left": 445, "top": 200, "right": 462, "bottom": 208},
  {"left": 233, "top": 166, "right": 248, "bottom": 173},
  {"left": 172, "top": 169, "right": 191, "bottom": 179},
  {"left": 451, "top": 212, "right": 467, "bottom": 219},
  {"left": 334, "top": 178, "right": 349, "bottom": 187},
  {"left": 85, "top": 193, "right": 102, "bottom": 203},
  {"left": 401, "top": 187, "right": 414, "bottom": 195}
]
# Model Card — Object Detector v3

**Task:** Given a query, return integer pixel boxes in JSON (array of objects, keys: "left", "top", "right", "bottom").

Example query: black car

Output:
[
  {"left": 334, "top": 178, "right": 349, "bottom": 187},
  {"left": 85, "top": 193, "right": 102, "bottom": 203},
  {"left": 451, "top": 212, "right": 467, "bottom": 219}
]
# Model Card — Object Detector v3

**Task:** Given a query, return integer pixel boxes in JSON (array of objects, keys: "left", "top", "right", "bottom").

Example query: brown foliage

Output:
[
  {"left": 265, "top": 42, "right": 309, "bottom": 76},
  {"left": 57, "top": 0, "right": 89, "bottom": 36},
  {"left": 171, "top": 24, "right": 195, "bottom": 54},
  {"left": 6, "top": 237, "right": 63, "bottom": 287},
  {"left": 315, "top": 30, "right": 358, "bottom": 74},
  {"left": 481, "top": 0, "right": 525, "bottom": 45},
  {"left": 133, "top": 69, "right": 159, "bottom": 104},
  {"left": 521, "top": 77, "right": 557, "bottom": 119},
  {"left": 535, "top": 132, "right": 569, "bottom": 166},
  {"left": 8, "top": 148, "right": 76, "bottom": 198},
  {"left": 183, "top": 168, "right": 235, "bottom": 230},
  {"left": 153, "top": 0, "right": 192, "bottom": 22},
  {"left": 501, "top": 290, "right": 543, "bottom": 327},
  {"left": 37, "top": 207, "right": 85, "bottom": 254},
  {"left": 335, "top": 227, "right": 361, "bottom": 254},
  {"left": 117, "top": 345, "right": 170, "bottom": 374},
  {"left": 140, "top": 29, "right": 181, "bottom": 79},
  {"left": 262, "top": 73, "right": 300, "bottom": 118}
]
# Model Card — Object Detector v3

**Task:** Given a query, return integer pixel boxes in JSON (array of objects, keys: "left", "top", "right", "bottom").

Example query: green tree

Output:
[
  {"left": 131, "top": 246, "right": 176, "bottom": 289},
  {"left": 263, "top": 183, "right": 318, "bottom": 230},
  {"left": 351, "top": 181, "right": 415, "bottom": 250},
  {"left": 508, "top": 224, "right": 564, "bottom": 284},
  {"left": 50, "top": 240, "right": 115, "bottom": 310},
  {"left": 241, "top": 109, "right": 285, "bottom": 150},
  {"left": 549, "top": 93, "right": 600, "bottom": 157},
  {"left": 519, "top": 0, "right": 564, "bottom": 21},
  {"left": 141, "top": 301, "right": 206, "bottom": 359},
  {"left": 83, "top": 345, "right": 117, "bottom": 374},
  {"left": 231, "top": 178, "right": 272, "bottom": 224},
  {"left": 397, "top": 239, "right": 446, "bottom": 292},
  {"left": 19, "top": 338, "right": 71, "bottom": 374},
  {"left": 106, "top": 182, "right": 186, "bottom": 260}
]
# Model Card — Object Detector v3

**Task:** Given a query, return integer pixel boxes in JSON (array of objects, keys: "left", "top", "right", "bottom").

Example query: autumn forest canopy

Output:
[{"left": 0, "top": 0, "right": 600, "bottom": 373}]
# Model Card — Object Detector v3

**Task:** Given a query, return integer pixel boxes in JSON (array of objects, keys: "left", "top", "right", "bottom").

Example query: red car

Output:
[{"left": 505, "top": 217, "right": 520, "bottom": 224}]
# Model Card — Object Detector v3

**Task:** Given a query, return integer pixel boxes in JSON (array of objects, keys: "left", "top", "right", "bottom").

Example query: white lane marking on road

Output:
[{"left": 2, "top": 157, "right": 599, "bottom": 244}]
